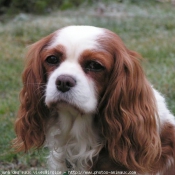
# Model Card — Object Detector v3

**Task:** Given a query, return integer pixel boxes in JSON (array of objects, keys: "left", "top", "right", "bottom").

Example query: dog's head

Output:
[
  {"left": 13, "top": 26, "right": 160, "bottom": 172},
  {"left": 44, "top": 26, "right": 113, "bottom": 114}
]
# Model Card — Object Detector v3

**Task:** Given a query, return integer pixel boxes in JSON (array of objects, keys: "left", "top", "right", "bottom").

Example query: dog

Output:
[{"left": 13, "top": 26, "right": 175, "bottom": 174}]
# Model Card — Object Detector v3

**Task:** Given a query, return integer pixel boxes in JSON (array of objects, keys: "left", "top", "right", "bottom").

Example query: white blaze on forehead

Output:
[
  {"left": 50, "top": 26, "right": 104, "bottom": 60},
  {"left": 45, "top": 26, "right": 105, "bottom": 113}
]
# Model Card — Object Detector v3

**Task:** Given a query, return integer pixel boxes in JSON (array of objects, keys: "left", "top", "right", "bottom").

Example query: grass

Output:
[{"left": 0, "top": 0, "right": 175, "bottom": 172}]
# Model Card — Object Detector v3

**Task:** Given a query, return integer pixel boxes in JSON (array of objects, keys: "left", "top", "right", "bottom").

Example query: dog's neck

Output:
[{"left": 46, "top": 105, "right": 103, "bottom": 171}]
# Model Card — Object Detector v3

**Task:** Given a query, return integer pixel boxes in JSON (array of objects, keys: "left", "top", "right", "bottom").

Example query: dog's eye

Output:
[
  {"left": 84, "top": 61, "right": 105, "bottom": 72},
  {"left": 46, "top": 55, "right": 59, "bottom": 65}
]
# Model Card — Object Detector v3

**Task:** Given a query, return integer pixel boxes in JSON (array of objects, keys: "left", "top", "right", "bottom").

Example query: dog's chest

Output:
[{"left": 46, "top": 109, "right": 103, "bottom": 170}]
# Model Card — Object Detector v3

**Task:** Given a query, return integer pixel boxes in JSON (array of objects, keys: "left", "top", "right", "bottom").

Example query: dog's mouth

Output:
[
  {"left": 47, "top": 99, "right": 85, "bottom": 115},
  {"left": 45, "top": 90, "right": 97, "bottom": 115}
]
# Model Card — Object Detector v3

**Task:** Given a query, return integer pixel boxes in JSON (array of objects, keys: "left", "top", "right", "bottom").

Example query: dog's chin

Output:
[{"left": 46, "top": 100, "right": 85, "bottom": 115}]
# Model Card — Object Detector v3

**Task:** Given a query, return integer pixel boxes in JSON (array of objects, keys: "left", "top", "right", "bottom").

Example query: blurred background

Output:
[{"left": 0, "top": 0, "right": 175, "bottom": 172}]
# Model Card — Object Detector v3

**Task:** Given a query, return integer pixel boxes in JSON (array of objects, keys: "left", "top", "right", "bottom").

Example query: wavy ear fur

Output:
[
  {"left": 98, "top": 31, "right": 161, "bottom": 173},
  {"left": 13, "top": 33, "right": 54, "bottom": 152}
]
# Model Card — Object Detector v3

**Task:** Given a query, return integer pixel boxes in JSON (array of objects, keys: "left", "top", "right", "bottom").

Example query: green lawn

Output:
[{"left": 0, "top": 0, "right": 175, "bottom": 171}]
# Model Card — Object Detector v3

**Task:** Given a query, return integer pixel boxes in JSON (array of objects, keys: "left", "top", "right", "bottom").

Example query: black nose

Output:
[{"left": 56, "top": 75, "right": 76, "bottom": 93}]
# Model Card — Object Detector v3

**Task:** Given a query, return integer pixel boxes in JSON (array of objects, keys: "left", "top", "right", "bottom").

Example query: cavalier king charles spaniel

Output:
[{"left": 13, "top": 26, "right": 175, "bottom": 174}]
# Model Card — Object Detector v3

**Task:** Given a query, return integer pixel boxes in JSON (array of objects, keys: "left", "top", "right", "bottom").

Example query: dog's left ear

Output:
[
  {"left": 98, "top": 31, "right": 161, "bottom": 173},
  {"left": 13, "top": 33, "right": 54, "bottom": 152}
]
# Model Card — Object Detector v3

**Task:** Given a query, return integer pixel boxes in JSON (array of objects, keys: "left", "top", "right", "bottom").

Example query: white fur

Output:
[
  {"left": 44, "top": 26, "right": 175, "bottom": 173},
  {"left": 45, "top": 26, "right": 104, "bottom": 114},
  {"left": 153, "top": 89, "right": 175, "bottom": 127},
  {"left": 45, "top": 61, "right": 97, "bottom": 114},
  {"left": 49, "top": 25, "right": 104, "bottom": 60},
  {"left": 45, "top": 26, "right": 105, "bottom": 171},
  {"left": 46, "top": 107, "right": 103, "bottom": 171},
  {"left": 153, "top": 89, "right": 175, "bottom": 173}
]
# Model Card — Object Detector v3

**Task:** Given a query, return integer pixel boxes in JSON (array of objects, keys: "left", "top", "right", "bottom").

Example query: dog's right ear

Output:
[{"left": 13, "top": 33, "right": 54, "bottom": 152}]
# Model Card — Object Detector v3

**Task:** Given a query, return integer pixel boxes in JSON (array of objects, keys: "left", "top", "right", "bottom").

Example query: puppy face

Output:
[
  {"left": 44, "top": 26, "right": 114, "bottom": 114},
  {"left": 14, "top": 26, "right": 162, "bottom": 173}
]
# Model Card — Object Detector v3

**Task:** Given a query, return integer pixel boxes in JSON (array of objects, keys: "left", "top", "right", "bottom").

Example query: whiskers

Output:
[{"left": 23, "top": 82, "right": 47, "bottom": 106}]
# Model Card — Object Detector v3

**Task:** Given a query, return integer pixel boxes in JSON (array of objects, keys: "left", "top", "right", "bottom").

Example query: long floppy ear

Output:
[
  {"left": 99, "top": 32, "right": 161, "bottom": 173},
  {"left": 13, "top": 33, "right": 54, "bottom": 152}
]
